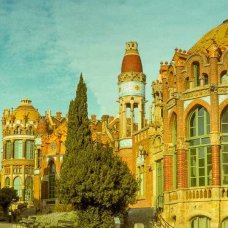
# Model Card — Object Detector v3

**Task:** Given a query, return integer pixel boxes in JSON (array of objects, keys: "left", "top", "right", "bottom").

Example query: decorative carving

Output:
[
  {"left": 167, "top": 98, "right": 176, "bottom": 110},
  {"left": 182, "top": 88, "right": 210, "bottom": 100},
  {"left": 118, "top": 72, "right": 146, "bottom": 83},
  {"left": 177, "top": 138, "right": 187, "bottom": 150},
  {"left": 210, "top": 132, "right": 220, "bottom": 145},
  {"left": 218, "top": 86, "right": 228, "bottom": 94}
]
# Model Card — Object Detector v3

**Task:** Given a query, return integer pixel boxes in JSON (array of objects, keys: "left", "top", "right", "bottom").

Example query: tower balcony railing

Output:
[{"left": 165, "top": 186, "right": 228, "bottom": 205}]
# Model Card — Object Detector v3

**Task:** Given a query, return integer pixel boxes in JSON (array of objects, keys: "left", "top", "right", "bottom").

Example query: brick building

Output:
[{"left": 1, "top": 20, "right": 228, "bottom": 227}]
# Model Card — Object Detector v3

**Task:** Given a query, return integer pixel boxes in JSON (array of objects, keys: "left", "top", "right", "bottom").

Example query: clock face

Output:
[{"left": 50, "top": 142, "right": 57, "bottom": 150}]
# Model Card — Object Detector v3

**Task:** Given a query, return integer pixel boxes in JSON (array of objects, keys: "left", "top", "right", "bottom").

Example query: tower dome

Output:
[
  {"left": 189, "top": 19, "right": 228, "bottom": 53},
  {"left": 121, "top": 41, "right": 143, "bottom": 73},
  {"left": 14, "top": 98, "right": 40, "bottom": 121}
]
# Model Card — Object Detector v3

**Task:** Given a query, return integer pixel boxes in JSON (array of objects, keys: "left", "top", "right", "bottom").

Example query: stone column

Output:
[
  {"left": 177, "top": 138, "right": 188, "bottom": 188},
  {"left": 211, "top": 132, "right": 220, "bottom": 185},
  {"left": 130, "top": 101, "right": 134, "bottom": 135},
  {"left": 2, "top": 141, "right": 6, "bottom": 160},
  {"left": 164, "top": 145, "right": 173, "bottom": 191},
  {"left": 21, "top": 165, "right": 25, "bottom": 201},
  {"left": 22, "top": 139, "right": 26, "bottom": 159},
  {"left": 10, "top": 165, "right": 13, "bottom": 187},
  {"left": 11, "top": 139, "right": 14, "bottom": 159},
  {"left": 208, "top": 46, "right": 220, "bottom": 185},
  {"left": 138, "top": 102, "right": 142, "bottom": 131}
]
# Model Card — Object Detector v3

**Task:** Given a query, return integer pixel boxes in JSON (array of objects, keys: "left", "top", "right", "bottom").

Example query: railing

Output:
[
  {"left": 186, "top": 187, "right": 212, "bottom": 200},
  {"left": 167, "top": 187, "right": 228, "bottom": 205}
]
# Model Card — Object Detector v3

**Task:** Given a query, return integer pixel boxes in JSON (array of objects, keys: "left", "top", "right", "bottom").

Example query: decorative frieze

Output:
[
  {"left": 167, "top": 98, "right": 176, "bottom": 110},
  {"left": 182, "top": 88, "right": 210, "bottom": 100},
  {"left": 118, "top": 72, "right": 146, "bottom": 83}
]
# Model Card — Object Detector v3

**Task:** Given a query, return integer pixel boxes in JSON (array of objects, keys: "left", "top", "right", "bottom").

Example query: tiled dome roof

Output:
[
  {"left": 189, "top": 19, "right": 228, "bottom": 53},
  {"left": 121, "top": 41, "right": 143, "bottom": 73}
]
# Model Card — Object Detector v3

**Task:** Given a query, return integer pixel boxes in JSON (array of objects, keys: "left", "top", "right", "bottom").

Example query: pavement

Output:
[{"left": 0, "top": 222, "right": 15, "bottom": 227}]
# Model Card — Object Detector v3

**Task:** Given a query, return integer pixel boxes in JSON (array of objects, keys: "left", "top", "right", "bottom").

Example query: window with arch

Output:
[
  {"left": 136, "top": 145, "right": 145, "bottom": 198},
  {"left": 222, "top": 218, "right": 228, "bottom": 228},
  {"left": 203, "top": 73, "right": 209, "bottom": 85},
  {"left": 192, "top": 62, "right": 200, "bottom": 87},
  {"left": 5, "top": 177, "right": 10, "bottom": 187},
  {"left": 14, "top": 126, "right": 22, "bottom": 135},
  {"left": 25, "top": 177, "right": 33, "bottom": 201},
  {"left": 48, "top": 161, "right": 56, "bottom": 199},
  {"left": 221, "top": 71, "right": 228, "bottom": 84},
  {"left": 172, "top": 115, "right": 177, "bottom": 189},
  {"left": 185, "top": 77, "right": 190, "bottom": 90},
  {"left": 26, "top": 140, "right": 34, "bottom": 159},
  {"left": 14, "top": 140, "right": 23, "bottom": 159},
  {"left": 137, "top": 166, "right": 145, "bottom": 198},
  {"left": 221, "top": 107, "right": 228, "bottom": 185},
  {"left": 26, "top": 126, "right": 34, "bottom": 135},
  {"left": 14, "top": 176, "right": 22, "bottom": 198},
  {"left": 188, "top": 106, "right": 211, "bottom": 187},
  {"left": 5, "top": 141, "right": 12, "bottom": 159},
  {"left": 190, "top": 216, "right": 210, "bottom": 228}
]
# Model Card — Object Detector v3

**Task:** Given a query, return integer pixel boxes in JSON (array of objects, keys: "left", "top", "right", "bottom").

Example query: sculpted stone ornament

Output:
[
  {"left": 206, "top": 40, "right": 221, "bottom": 58},
  {"left": 210, "top": 132, "right": 220, "bottom": 145},
  {"left": 118, "top": 72, "right": 146, "bottom": 83},
  {"left": 177, "top": 138, "right": 187, "bottom": 150}
]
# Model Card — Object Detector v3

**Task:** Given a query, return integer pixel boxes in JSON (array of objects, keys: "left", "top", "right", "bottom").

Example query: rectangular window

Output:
[{"left": 14, "top": 140, "right": 23, "bottom": 159}]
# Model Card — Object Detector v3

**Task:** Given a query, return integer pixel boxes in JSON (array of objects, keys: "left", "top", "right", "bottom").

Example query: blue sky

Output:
[{"left": 0, "top": 0, "right": 227, "bottom": 127}]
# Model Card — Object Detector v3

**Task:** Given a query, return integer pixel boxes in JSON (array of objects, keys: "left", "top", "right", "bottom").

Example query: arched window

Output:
[
  {"left": 5, "top": 141, "right": 12, "bottom": 159},
  {"left": 48, "top": 161, "right": 56, "bottom": 199},
  {"left": 222, "top": 218, "right": 228, "bottom": 228},
  {"left": 221, "top": 71, "right": 228, "bottom": 84},
  {"left": 14, "top": 126, "right": 22, "bottom": 135},
  {"left": 5, "top": 177, "right": 10, "bottom": 187},
  {"left": 14, "top": 176, "right": 22, "bottom": 198},
  {"left": 185, "top": 77, "right": 190, "bottom": 90},
  {"left": 190, "top": 216, "right": 210, "bottom": 228},
  {"left": 203, "top": 73, "right": 209, "bottom": 85},
  {"left": 25, "top": 177, "right": 33, "bottom": 201},
  {"left": 26, "top": 140, "right": 34, "bottom": 159},
  {"left": 221, "top": 107, "right": 228, "bottom": 185},
  {"left": 14, "top": 140, "right": 23, "bottom": 159},
  {"left": 26, "top": 126, "right": 34, "bottom": 135},
  {"left": 188, "top": 106, "right": 211, "bottom": 187},
  {"left": 192, "top": 62, "right": 200, "bottom": 87},
  {"left": 172, "top": 115, "right": 177, "bottom": 189}
]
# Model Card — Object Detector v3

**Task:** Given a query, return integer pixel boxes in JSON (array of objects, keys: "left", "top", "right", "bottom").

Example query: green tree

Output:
[
  {"left": 65, "top": 73, "right": 91, "bottom": 153},
  {"left": 57, "top": 74, "right": 138, "bottom": 227},
  {"left": 71, "top": 145, "right": 138, "bottom": 214},
  {"left": 0, "top": 187, "right": 19, "bottom": 213},
  {"left": 58, "top": 74, "right": 92, "bottom": 203}
]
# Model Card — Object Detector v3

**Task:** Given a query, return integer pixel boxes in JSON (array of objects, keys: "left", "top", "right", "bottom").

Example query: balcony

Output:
[{"left": 165, "top": 186, "right": 228, "bottom": 204}]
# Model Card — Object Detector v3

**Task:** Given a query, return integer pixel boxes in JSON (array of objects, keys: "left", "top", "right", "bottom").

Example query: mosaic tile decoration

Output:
[
  {"left": 119, "top": 81, "right": 145, "bottom": 97},
  {"left": 119, "top": 138, "right": 132, "bottom": 148}
]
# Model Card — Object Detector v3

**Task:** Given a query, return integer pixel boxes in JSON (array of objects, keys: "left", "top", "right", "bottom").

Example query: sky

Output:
[{"left": 0, "top": 0, "right": 227, "bottom": 148}]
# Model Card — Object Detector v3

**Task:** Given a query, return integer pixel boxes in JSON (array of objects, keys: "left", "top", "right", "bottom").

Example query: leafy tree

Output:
[
  {"left": 57, "top": 74, "right": 138, "bottom": 227},
  {"left": 60, "top": 145, "right": 138, "bottom": 228},
  {"left": 0, "top": 187, "right": 19, "bottom": 212}
]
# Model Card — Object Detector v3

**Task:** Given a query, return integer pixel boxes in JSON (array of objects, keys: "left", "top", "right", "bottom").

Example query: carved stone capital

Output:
[
  {"left": 177, "top": 137, "right": 188, "bottom": 150},
  {"left": 210, "top": 132, "right": 220, "bottom": 145},
  {"left": 163, "top": 143, "right": 173, "bottom": 155}
]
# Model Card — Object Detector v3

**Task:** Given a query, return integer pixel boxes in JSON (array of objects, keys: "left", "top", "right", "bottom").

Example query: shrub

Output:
[{"left": 35, "top": 211, "right": 78, "bottom": 227}]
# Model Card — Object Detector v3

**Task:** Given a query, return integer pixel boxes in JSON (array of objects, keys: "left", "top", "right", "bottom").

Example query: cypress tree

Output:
[
  {"left": 65, "top": 73, "right": 91, "bottom": 154},
  {"left": 58, "top": 73, "right": 92, "bottom": 202}
]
